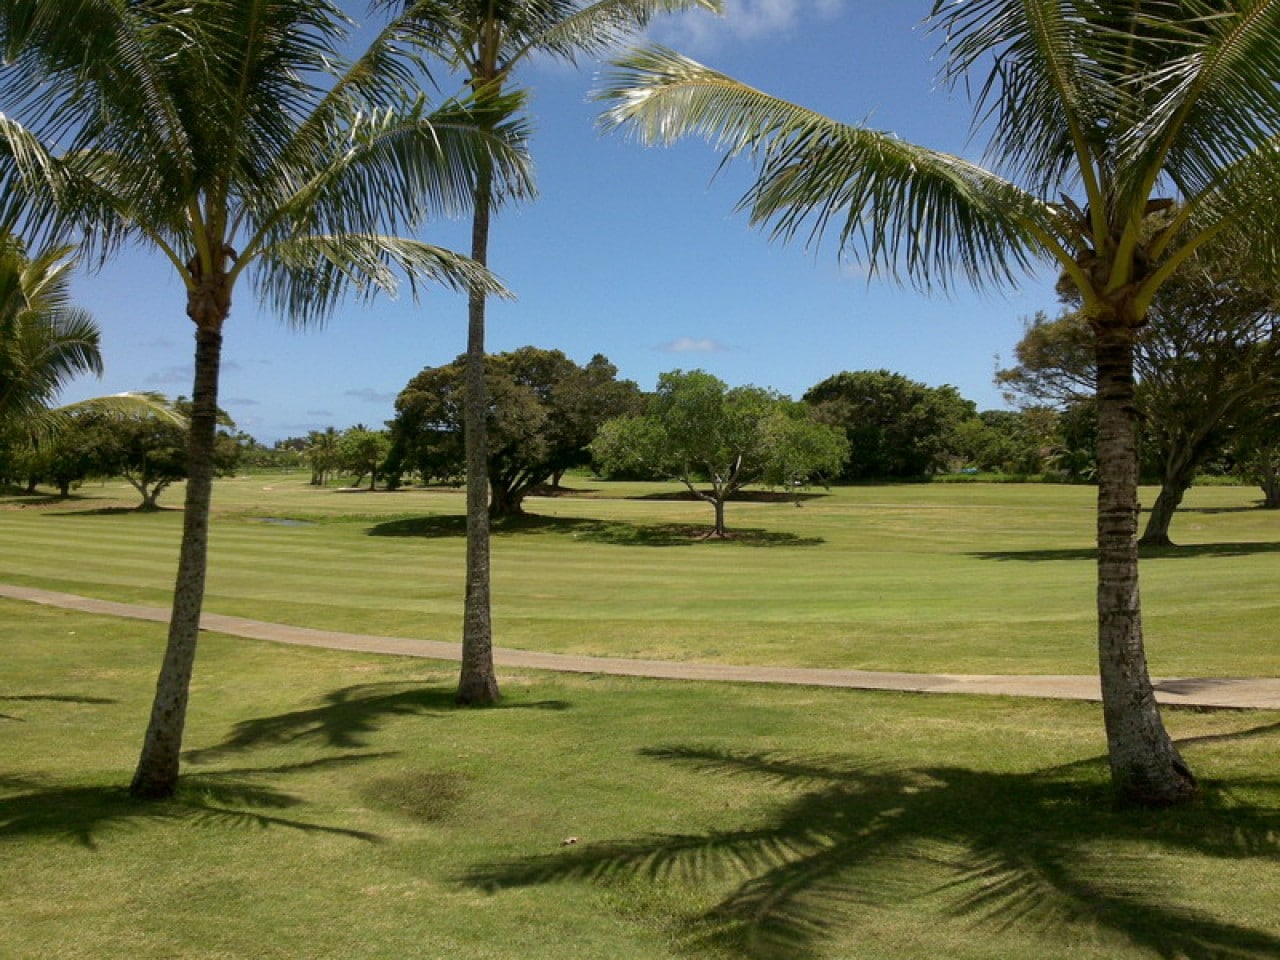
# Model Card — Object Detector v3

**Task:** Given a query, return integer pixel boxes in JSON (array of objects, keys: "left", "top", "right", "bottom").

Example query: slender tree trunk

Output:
[
  {"left": 1094, "top": 325, "right": 1196, "bottom": 806},
  {"left": 130, "top": 319, "right": 224, "bottom": 799},
  {"left": 458, "top": 173, "right": 500, "bottom": 706},
  {"left": 711, "top": 496, "right": 727, "bottom": 537}
]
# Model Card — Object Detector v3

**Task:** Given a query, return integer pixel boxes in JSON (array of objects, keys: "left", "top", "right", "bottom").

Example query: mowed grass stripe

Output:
[{"left": 2, "top": 475, "right": 1278, "bottom": 676}]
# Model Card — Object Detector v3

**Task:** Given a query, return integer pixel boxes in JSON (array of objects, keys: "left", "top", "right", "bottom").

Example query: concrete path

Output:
[{"left": 5, "top": 583, "right": 1280, "bottom": 710}]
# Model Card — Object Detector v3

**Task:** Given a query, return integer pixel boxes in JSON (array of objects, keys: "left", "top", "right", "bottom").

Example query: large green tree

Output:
[
  {"left": 388, "top": 346, "right": 640, "bottom": 516},
  {"left": 803, "top": 370, "right": 976, "bottom": 480},
  {"left": 380, "top": 0, "right": 721, "bottom": 705},
  {"left": 599, "top": 1, "right": 1280, "bottom": 805},
  {"left": 0, "top": 0, "right": 530, "bottom": 798},
  {"left": 592, "top": 369, "right": 849, "bottom": 537}
]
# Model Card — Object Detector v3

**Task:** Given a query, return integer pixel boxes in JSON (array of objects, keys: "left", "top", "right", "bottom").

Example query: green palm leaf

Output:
[{"left": 598, "top": 47, "right": 1049, "bottom": 291}]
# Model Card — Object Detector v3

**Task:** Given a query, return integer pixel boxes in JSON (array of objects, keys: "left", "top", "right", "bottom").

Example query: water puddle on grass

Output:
[{"left": 256, "top": 517, "right": 315, "bottom": 527}]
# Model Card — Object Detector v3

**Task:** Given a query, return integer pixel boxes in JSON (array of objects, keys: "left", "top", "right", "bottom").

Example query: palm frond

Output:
[
  {"left": 246, "top": 95, "right": 531, "bottom": 268},
  {"left": 522, "top": 0, "right": 722, "bottom": 65},
  {"left": 928, "top": 0, "right": 1124, "bottom": 200},
  {"left": 598, "top": 47, "right": 1049, "bottom": 291},
  {"left": 1124, "top": 0, "right": 1280, "bottom": 202},
  {"left": 255, "top": 232, "right": 509, "bottom": 329}
]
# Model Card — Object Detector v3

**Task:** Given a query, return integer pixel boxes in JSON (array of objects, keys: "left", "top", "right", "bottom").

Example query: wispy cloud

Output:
[
  {"left": 345, "top": 388, "right": 396, "bottom": 404},
  {"left": 226, "top": 397, "right": 260, "bottom": 407},
  {"left": 653, "top": 0, "right": 843, "bottom": 52},
  {"left": 144, "top": 360, "right": 241, "bottom": 386},
  {"left": 144, "top": 365, "right": 192, "bottom": 386},
  {"left": 306, "top": 409, "right": 334, "bottom": 418},
  {"left": 657, "top": 336, "right": 730, "bottom": 354}
]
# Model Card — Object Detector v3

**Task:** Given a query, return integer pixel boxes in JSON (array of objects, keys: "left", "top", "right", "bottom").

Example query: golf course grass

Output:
[
  {"left": 3, "top": 474, "right": 1280, "bottom": 958},
  {"left": 2, "top": 473, "right": 1278, "bottom": 676}
]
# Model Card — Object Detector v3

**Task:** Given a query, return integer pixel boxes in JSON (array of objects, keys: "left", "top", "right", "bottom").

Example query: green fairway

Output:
[
  {"left": 1, "top": 473, "right": 1278, "bottom": 676},
  {"left": 3, "top": 599, "right": 1280, "bottom": 960}
]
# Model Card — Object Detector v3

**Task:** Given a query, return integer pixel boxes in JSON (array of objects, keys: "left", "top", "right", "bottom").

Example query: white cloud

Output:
[
  {"left": 657, "top": 336, "right": 730, "bottom": 354},
  {"left": 653, "top": 0, "right": 843, "bottom": 52}
]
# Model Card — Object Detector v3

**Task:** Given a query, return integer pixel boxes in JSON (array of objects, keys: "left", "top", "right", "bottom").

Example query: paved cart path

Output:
[{"left": 5, "top": 583, "right": 1280, "bottom": 710}]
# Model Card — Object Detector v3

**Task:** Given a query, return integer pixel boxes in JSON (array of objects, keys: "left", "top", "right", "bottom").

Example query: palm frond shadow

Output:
[
  {"left": 367, "top": 514, "right": 823, "bottom": 547},
  {"left": 0, "top": 754, "right": 386, "bottom": 849},
  {"left": 461, "top": 741, "right": 1280, "bottom": 960},
  {"left": 185, "top": 682, "right": 568, "bottom": 763}
]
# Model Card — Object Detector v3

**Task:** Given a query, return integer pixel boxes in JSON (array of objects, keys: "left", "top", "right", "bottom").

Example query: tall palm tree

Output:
[
  {"left": 598, "top": 1, "right": 1280, "bottom": 805},
  {"left": 0, "top": 0, "right": 532, "bottom": 799},
  {"left": 0, "top": 234, "right": 102, "bottom": 428},
  {"left": 381, "top": 0, "right": 721, "bottom": 705}
]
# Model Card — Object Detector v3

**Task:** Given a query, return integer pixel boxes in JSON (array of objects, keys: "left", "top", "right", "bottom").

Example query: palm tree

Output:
[
  {"left": 0, "top": 0, "right": 532, "bottom": 799},
  {"left": 597, "top": 1, "right": 1280, "bottom": 806},
  {"left": 379, "top": 0, "right": 721, "bottom": 705},
  {"left": 0, "top": 234, "right": 102, "bottom": 428}
]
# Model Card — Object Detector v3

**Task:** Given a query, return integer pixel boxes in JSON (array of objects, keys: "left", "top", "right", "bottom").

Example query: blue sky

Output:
[{"left": 63, "top": 0, "right": 1060, "bottom": 444}]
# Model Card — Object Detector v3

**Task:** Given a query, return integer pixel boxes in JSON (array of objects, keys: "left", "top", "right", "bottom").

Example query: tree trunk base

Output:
[
  {"left": 455, "top": 677, "right": 500, "bottom": 706},
  {"left": 128, "top": 772, "right": 178, "bottom": 801},
  {"left": 1113, "top": 757, "right": 1198, "bottom": 808},
  {"left": 1137, "top": 533, "right": 1174, "bottom": 548}
]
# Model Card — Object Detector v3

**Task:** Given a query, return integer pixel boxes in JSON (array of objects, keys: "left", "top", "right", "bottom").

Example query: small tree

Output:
[
  {"left": 99, "top": 399, "right": 240, "bottom": 510},
  {"left": 338, "top": 425, "right": 391, "bottom": 490},
  {"left": 304, "top": 428, "right": 341, "bottom": 487},
  {"left": 592, "top": 370, "right": 848, "bottom": 537}
]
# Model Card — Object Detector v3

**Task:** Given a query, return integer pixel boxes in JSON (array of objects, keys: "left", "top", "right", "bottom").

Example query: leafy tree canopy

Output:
[
  {"left": 387, "top": 346, "right": 641, "bottom": 516},
  {"left": 803, "top": 370, "right": 976, "bottom": 480}
]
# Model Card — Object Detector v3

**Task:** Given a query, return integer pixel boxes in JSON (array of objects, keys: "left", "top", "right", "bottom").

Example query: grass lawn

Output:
[
  {"left": 4, "top": 599, "right": 1280, "bottom": 960},
  {"left": 1, "top": 472, "right": 1278, "bottom": 676}
]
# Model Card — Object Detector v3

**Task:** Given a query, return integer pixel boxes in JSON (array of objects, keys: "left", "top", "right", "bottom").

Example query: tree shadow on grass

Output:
[
  {"left": 185, "top": 682, "right": 569, "bottom": 763},
  {"left": 0, "top": 755, "right": 386, "bottom": 849},
  {"left": 367, "top": 514, "right": 823, "bottom": 548},
  {"left": 0, "top": 694, "right": 117, "bottom": 721},
  {"left": 629, "top": 490, "right": 829, "bottom": 504},
  {"left": 972, "top": 542, "right": 1280, "bottom": 562},
  {"left": 461, "top": 733, "right": 1280, "bottom": 960},
  {"left": 42, "top": 505, "right": 172, "bottom": 517}
]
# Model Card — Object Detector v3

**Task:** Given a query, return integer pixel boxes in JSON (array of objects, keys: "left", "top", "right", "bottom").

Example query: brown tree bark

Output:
[
  {"left": 1093, "top": 324, "right": 1196, "bottom": 806},
  {"left": 457, "top": 175, "right": 500, "bottom": 706},
  {"left": 1138, "top": 458, "right": 1196, "bottom": 547},
  {"left": 130, "top": 285, "right": 226, "bottom": 798}
]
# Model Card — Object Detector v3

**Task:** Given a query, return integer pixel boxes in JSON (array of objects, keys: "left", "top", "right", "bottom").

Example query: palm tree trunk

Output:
[
  {"left": 130, "top": 321, "right": 222, "bottom": 799},
  {"left": 1094, "top": 325, "right": 1196, "bottom": 806},
  {"left": 458, "top": 175, "right": 500, "bottom": 706}
]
